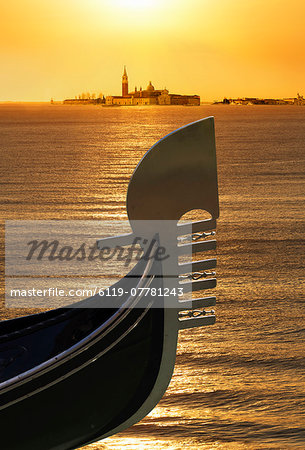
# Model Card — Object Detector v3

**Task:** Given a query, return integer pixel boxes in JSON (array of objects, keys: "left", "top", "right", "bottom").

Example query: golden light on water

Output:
[{"left": 1, "top": 102, "right": 305, "bottom": 449}]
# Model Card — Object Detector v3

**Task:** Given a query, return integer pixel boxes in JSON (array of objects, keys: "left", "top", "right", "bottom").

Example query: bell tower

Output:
[{"left": 122, "top": 66, "right": 128, "bottom": 97}]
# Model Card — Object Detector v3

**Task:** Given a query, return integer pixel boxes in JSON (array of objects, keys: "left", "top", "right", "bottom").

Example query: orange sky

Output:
[{"left": 1, "top": 0, "right": 304, "bottom": 101}]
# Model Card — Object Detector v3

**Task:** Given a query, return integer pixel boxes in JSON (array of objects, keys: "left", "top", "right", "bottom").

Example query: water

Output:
[{"left": 0, "top": 103, "right": 305, "bottom": 449}]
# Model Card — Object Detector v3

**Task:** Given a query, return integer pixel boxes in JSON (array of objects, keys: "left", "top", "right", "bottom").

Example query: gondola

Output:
[{"left": 0, "top": 117, "right": 219, "bottom": 449}]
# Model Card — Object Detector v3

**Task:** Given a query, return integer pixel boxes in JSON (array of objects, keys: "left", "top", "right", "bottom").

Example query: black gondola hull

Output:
[{"left": 0, "top": 303, "right": 164, "bottom": 450}]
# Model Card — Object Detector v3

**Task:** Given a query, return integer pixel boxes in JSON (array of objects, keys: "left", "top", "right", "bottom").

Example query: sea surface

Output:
[{"left": 0, "top": 103, "right": 304, "bottom": 449}]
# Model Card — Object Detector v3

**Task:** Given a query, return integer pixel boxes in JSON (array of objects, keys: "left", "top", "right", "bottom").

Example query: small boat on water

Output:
[{"left": 0, "top": 117, "right": 219, "bottom": 449}]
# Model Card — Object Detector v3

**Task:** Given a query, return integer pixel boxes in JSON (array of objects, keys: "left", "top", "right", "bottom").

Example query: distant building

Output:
[
  {"left": 63, "top": 97, "right": 105, "bottom": 105},
  {"left": 122, "top": 65, "right": 129, "bottom": 97},
  {"left": 106, "top": 68, "right": 200, "bottom": 106},
  {"left": 295, "top": 93, "right": 305, "bottom": 105},
  {"left": 216, "top": 95, "right": 304, "bottom": 106}
]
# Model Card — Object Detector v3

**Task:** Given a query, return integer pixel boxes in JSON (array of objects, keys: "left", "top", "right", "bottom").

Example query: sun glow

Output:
[
  {"left": 1, "top": 0, "right": 305, "bottom": 101},
  {"left": 102, "top": 0, "right": 168, "bottom": 30},
  {"left": 116, "top": 0, "right": 159, "bottom": 8}
]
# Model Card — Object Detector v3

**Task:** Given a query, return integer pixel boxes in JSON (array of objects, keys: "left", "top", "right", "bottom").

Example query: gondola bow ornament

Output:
[{"left": 0, "top": 117, "right": 219, "bottom": 449}]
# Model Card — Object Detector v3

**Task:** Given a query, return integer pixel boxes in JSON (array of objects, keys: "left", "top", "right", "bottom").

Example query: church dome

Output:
[{"left": 146, "top": 81, "right": 155, "bottom": 92}]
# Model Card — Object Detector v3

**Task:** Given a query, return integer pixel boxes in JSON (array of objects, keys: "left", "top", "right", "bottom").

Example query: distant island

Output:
[
  {"left": 59, "top": 68, "right": 304, "bottom": 107},
  {"left": 214, "top": 93, "right": 305, "bottom": 106},
  {"left": 62, "top": 67, "right": 200, "bottom": 106}
]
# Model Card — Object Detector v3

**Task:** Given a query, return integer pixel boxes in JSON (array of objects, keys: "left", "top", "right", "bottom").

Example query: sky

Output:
[{"left": 1, "top": 0, "right": 305, "bottom": 102}]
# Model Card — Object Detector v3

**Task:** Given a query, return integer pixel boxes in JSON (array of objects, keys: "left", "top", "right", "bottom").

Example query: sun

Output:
[
  {"left": 100, "top": 0, "right": 168, "bottom": 28},
  {"left": 116, "top": 0, "right": 159, "bottom": 9}
]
